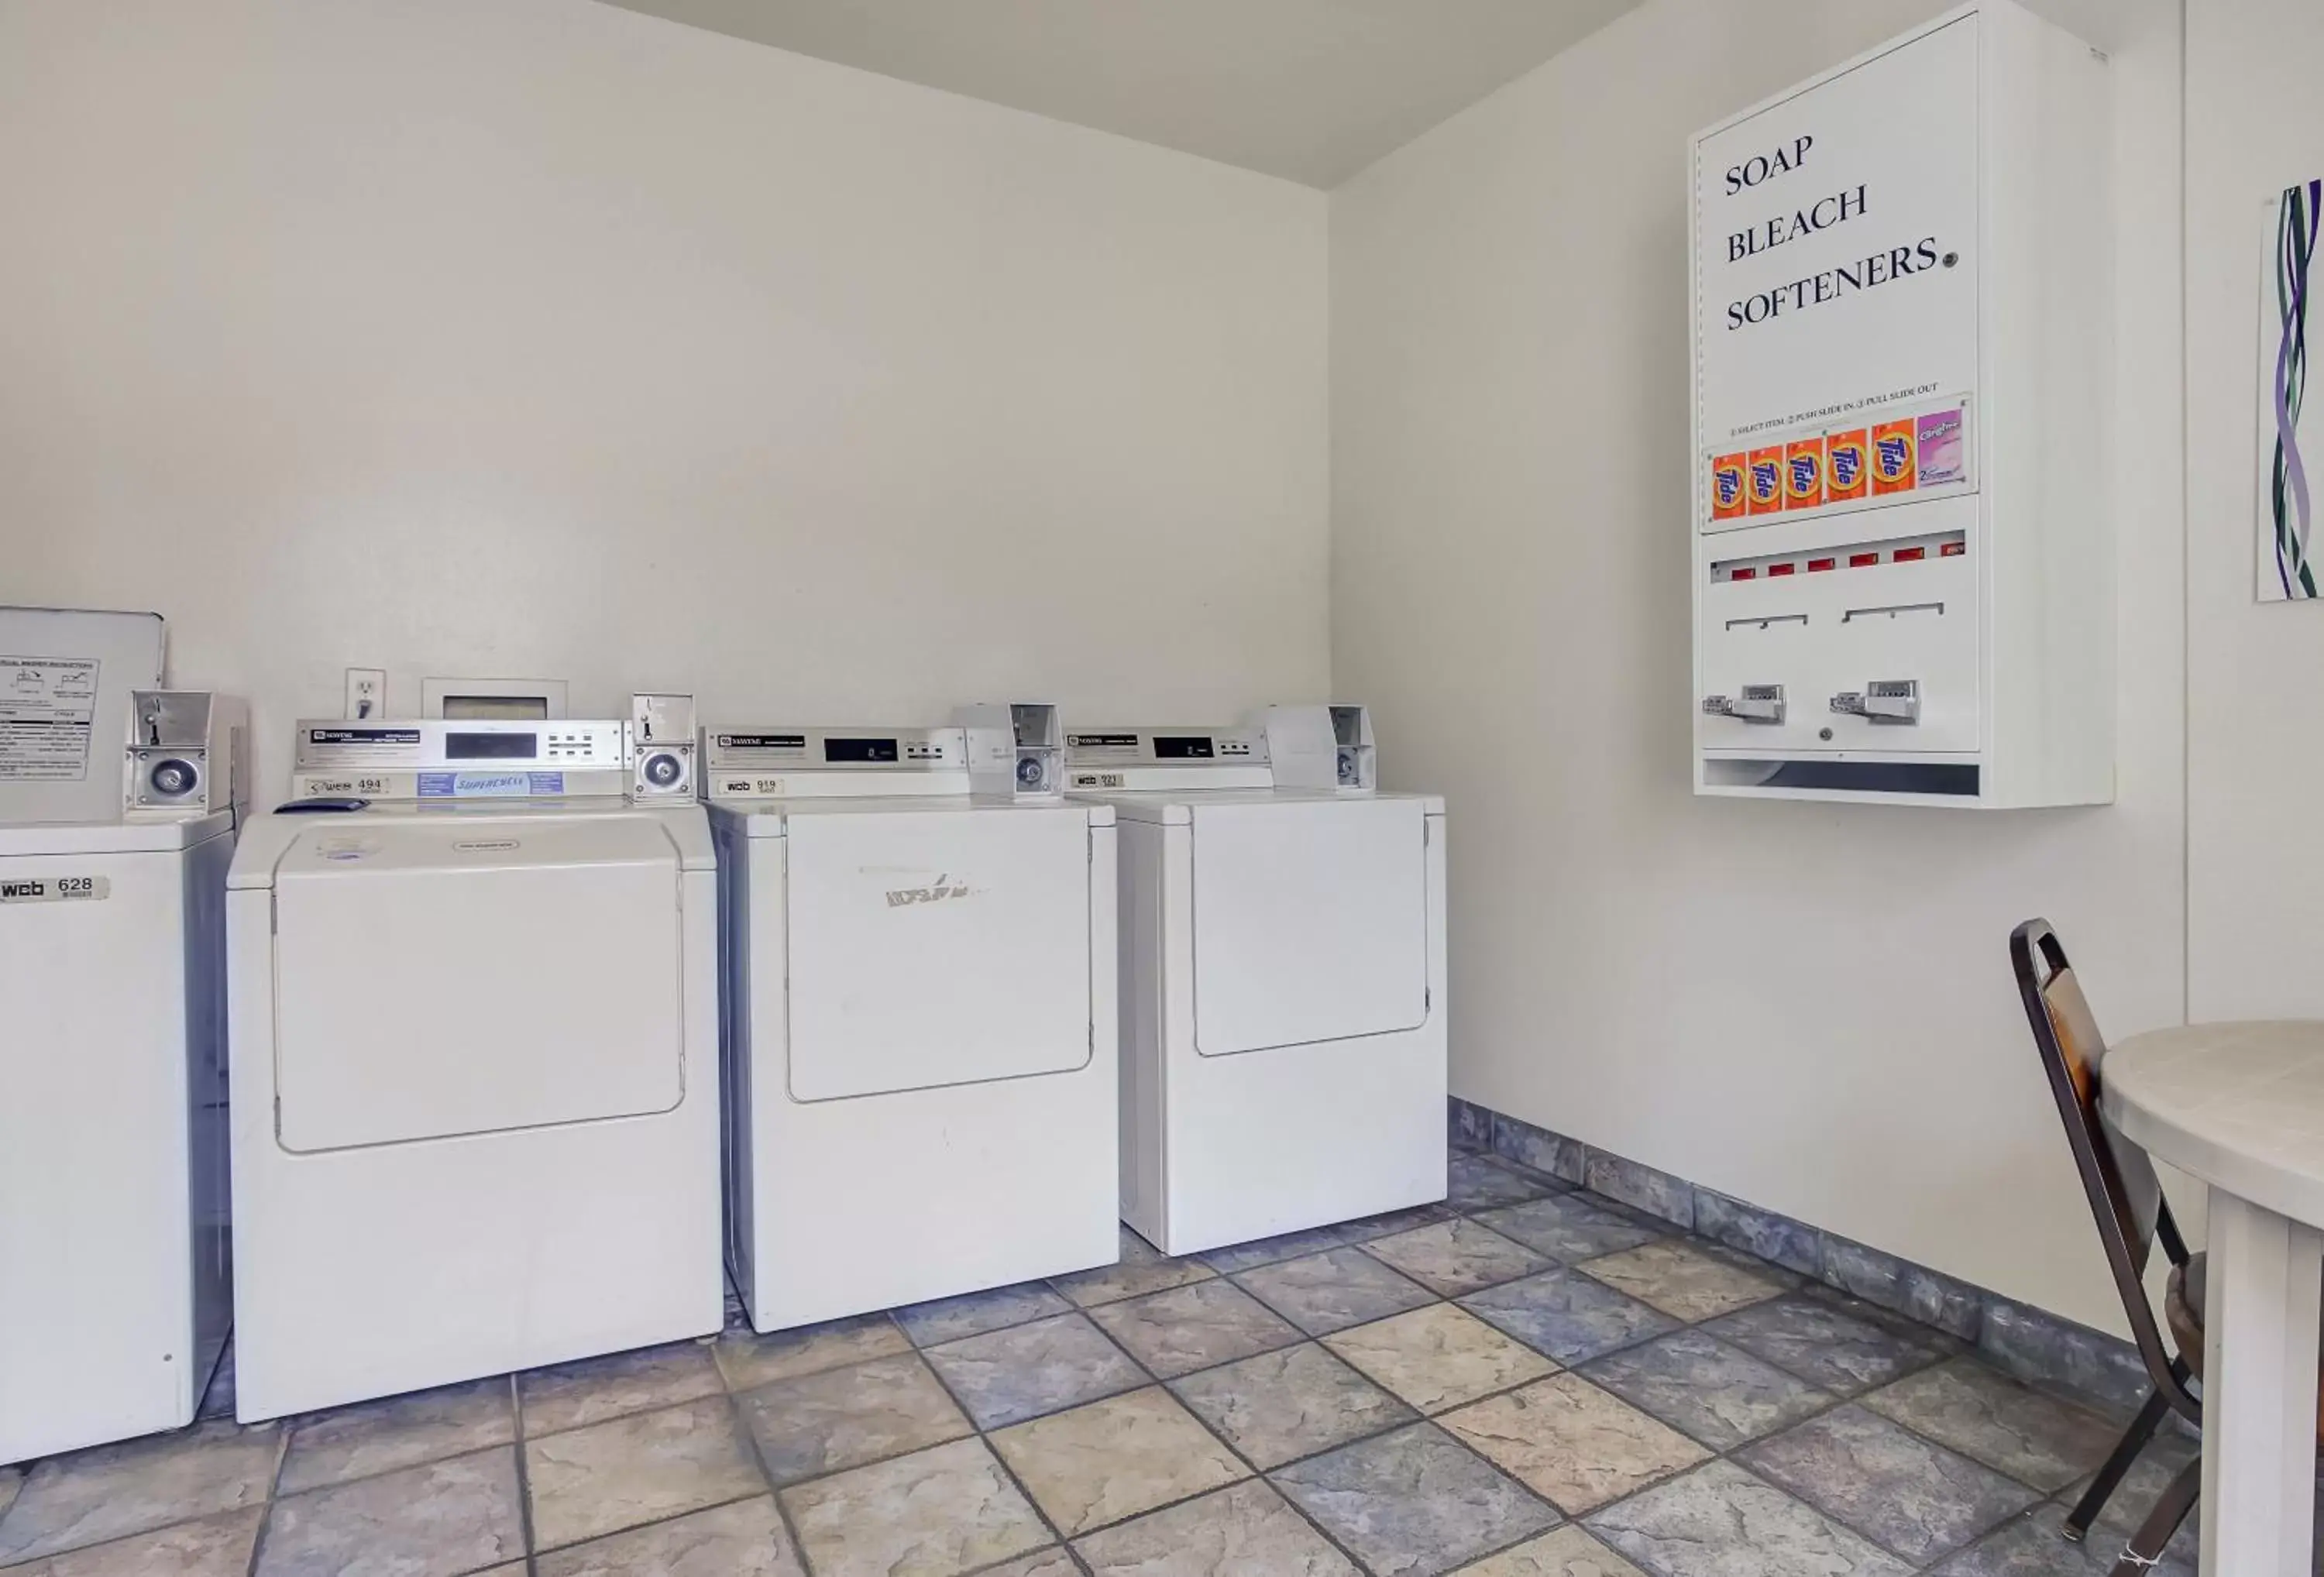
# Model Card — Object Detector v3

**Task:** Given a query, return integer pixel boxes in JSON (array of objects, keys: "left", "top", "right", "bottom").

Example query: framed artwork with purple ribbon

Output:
[{"left": 2260, "top": 177, "right": 2322, "bottom": 602}]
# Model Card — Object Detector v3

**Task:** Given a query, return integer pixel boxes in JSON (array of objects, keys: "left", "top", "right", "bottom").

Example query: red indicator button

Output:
[
  {"left": 1808, "top": 558, "right": 1836, "bottom": 572},
  {"left": 1893, "top": 546, "right": 1927, "bottom": 562},
  {"left": 1940, "top": 541, "right": 1965, "bottom": 557},
  {"left": 1730, "top": 567, "right": 1756, "bottom": 580},
  {"left": 1767, "top": 562, "right": 1796, "bottom": 576},
  {"left": 1848, "top": 552, "right": 1879, "bottom": 568}
]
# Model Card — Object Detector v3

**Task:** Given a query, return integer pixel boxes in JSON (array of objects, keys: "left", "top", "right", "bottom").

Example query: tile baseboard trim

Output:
[{"left": 1450, "top": 1096, "right": 2161, "bottom": 1422}]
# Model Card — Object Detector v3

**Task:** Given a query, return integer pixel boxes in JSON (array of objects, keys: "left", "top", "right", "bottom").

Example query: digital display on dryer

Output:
[
  {"left": 1152, "top": 736, "right": 1215, "bottom": 759},
  {"left": 445, "top": 732, "right": 538, "bottom": 761},
  {"left": 823, "top": 737, "right": 899, "bottom": 764}
]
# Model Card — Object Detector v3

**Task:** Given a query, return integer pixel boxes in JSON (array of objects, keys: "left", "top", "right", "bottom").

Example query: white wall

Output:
[
  {"left": 0, "top": 0, "right": 1329, "bottom": 795},
  {"left": 1331, "top": 0, "right": 2184, "bottom": 1328},
  {"left": 2186, "top": 0, "right": 2324, "bottom": 1022}
]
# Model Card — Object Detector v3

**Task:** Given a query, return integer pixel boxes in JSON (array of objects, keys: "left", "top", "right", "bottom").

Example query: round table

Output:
[{"left": 2104, "top": 1022, "right": 2324, "bottom": 1577}]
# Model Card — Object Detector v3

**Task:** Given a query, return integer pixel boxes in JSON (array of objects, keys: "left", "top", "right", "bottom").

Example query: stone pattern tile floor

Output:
[{"left": 0, "top": 1146, "right": 2187, "bottom": 1577}]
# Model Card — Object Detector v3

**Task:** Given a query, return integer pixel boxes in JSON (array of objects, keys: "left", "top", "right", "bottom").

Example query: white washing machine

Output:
[
  {"left": 1, "top": 607, "right": 247, "bottom": 1465},
  {"left": 225, "top": 699, "right": 720, "bottom": 1421},
  {"left": 707, "top": 707, "right": 1118, "bottom": 1332},
  {"left": 1065, "top": 705, "right": 1447, "bottom": 1256}
]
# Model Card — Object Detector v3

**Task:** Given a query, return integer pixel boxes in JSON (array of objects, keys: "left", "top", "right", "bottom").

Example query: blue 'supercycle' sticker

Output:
[{"left": 418, "top": 771, "right": 564, "bottom": 797}]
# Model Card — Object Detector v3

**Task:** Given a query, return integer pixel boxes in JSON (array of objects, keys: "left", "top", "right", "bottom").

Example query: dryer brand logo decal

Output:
[
  {"left": 0, "top": 874, "right": 108, "bottom": 903},
  {"left": 417, "top": 771, "right": 563, "bottom": 798},
  {"left": 884, "top": 872, "right": 971, "bottom": 908},
  {"left": 308, "top": 728, "right": 421, "bottom": 745}
]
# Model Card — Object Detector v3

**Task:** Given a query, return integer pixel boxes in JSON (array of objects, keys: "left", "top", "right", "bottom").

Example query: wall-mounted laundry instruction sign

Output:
[
  {"left": 0, "top": 656, "right": 101, "bottom": 781},
  {"left": 1693, "top": 13, "right": 1979, "bottom": 505}
]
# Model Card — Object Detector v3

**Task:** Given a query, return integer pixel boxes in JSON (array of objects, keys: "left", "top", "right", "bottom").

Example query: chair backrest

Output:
[{"left": 2009, "top": 919, "right": 2189, "bottom": 1399}]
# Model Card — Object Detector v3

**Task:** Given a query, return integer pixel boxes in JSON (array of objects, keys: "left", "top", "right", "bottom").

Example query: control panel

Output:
[
  {"left": 289, "top": 717, "right": 629, "bottom": 801},
  {"left": 702, "top": 727, "right": 971, "bottom": 802},
  {"left": 1063, "top": 728, "right": 1272, "bottom": 793}
]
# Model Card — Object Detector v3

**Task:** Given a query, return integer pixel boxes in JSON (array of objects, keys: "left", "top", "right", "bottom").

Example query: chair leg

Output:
[
  {"left": 2107, "top": 1454, "right": 2199, "bottom": 1576},
  {"left": 2066, "top": 1390, "right": 2170, "bottom": 1541}
]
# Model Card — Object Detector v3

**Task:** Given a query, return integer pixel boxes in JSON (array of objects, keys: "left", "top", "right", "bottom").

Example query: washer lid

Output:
[
  {"left": 272, "top": 813, "right": 676, "bottom": 878},
  {"left": 270, "top": 815, "right": 687, "bottom": 1153},
  {"left": 1191, "top": 796, "right": 1430, "bottom": 1057},
  {"left": 1085, "top": 787, "right": 1446, "bottom": 825},
  {"left": 0, "top": 812, "right": 231, "bottom": 855}
]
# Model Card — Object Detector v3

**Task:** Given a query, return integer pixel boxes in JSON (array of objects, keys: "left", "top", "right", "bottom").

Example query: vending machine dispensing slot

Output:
[{"left": 1709, "top": 531, "right": 1965, "bottom": 584}]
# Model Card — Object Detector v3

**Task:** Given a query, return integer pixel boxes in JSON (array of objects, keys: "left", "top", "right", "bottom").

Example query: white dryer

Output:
[
  {"left": 225, "top": 702, "right": 720, "bottom": 1421},
  {"left": 1, "top": 607, "right": 246, "bottom": 1465},
  {"left": 1065, "top": 706, "right": 1447, "bottom": 1256},
  {"left": 707, "top": 709, "right": 1117, "bottom": 1333}
]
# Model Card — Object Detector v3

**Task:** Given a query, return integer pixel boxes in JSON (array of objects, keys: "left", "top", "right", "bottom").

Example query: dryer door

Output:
[
  {"left": 785, "top": 807, "right": 1092, "bottom": 1101},
  {"left": 271, "top": 816, "right": 686, "bottom": 1152},
  {"left": 1191, "top": 797, "right": 1428, "bottom": 1057}
]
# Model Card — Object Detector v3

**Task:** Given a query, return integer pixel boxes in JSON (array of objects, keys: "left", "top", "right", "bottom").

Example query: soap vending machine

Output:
[{"left": 1690, "top": 2, "right": 2113, "bottom": 806}]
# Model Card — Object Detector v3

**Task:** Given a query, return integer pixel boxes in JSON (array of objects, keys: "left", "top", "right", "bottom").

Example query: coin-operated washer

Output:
[
  {"left": 1, "top": 605, "right": 249, "bottom": 1465},
  {"left": 1066, "top": 706, "right": 1446, "bottom": 1256},
  {"left": 225, "top": 695, "right": 720, "bottom": 1421},
  {"left": 706, "top": 706, "right": 1116, "bottom": 1332}
]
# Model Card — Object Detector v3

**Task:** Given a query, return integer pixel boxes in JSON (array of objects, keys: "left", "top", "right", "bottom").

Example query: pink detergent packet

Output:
[{"left": 1917, "top": 407, "right": 1966, "bottom": 487}]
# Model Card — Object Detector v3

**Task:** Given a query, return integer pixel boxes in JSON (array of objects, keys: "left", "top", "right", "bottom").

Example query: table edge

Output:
[{"left": 2103, "top": 1036, "right": 2324, "bottom": 1231}]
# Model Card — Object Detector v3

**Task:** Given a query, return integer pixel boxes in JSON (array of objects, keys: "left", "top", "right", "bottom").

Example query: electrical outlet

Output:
[{"left": 345, "top": 668, "right": 386, "bottom": 720}]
